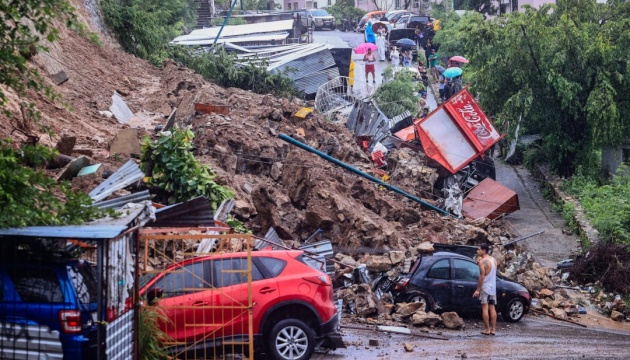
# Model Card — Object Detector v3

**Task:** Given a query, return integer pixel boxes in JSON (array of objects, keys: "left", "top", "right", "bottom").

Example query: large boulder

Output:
[
  {"left": 395, "top": 302, "right": 425, "bottom": 318},
  {"left": 441, "top": 312, "right": 465, "bottom": 329},
  {"left": 411, "top": 311, "right": 442, "bottom": 327},
  {"left": 611, "top": 310, "right": 625, "bottom": 322}
]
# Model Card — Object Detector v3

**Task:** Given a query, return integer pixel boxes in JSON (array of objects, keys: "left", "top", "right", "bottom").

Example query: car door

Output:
[
  {"left": 416, "top": 258, "right": 452, "bottom": 310},
  {"left": 212, "top": 257, "right": 275, "bottom": 338},
  {"left": 148, "top": 260, "right": 213, "bottom": 343},
  {"left": 451, "top": 258, "right": 481, "bottom": 311}
]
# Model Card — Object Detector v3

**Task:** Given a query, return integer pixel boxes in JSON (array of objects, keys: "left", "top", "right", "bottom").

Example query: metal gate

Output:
[{"left": 138, "top": 228, "right": 255, "bottom": 359}]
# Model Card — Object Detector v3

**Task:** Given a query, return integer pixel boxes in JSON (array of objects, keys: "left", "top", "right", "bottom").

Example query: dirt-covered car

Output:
[{"left": 394, "top": 251, "right": 531, "bottom": 322}]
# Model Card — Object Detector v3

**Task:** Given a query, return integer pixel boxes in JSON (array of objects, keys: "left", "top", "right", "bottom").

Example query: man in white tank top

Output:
[{"left": 474, "top": 243, "right": 497, "bottom": 336}]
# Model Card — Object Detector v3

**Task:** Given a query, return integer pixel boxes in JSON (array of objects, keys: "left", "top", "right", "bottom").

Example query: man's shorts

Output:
[{"left": 480, "top": 290, "right": 497, "bottom": 305}]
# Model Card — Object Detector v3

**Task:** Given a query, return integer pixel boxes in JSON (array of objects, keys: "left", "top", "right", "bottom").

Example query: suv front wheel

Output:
[{"left": 268, "top": 319, "right": 315, "bottom": 360}]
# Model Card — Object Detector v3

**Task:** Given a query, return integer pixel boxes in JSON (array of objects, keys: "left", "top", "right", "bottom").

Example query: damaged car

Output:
[
  {"left": 139, "top": 250, "right": 341, "bottom": 360},
  {"left": 393, "top": 252, "right": 531, "bottom": 322}
]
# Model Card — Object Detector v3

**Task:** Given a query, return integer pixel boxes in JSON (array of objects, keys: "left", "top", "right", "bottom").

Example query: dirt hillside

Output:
[{"left": 0, "top": 0, "right": 515, "bottom": 250}]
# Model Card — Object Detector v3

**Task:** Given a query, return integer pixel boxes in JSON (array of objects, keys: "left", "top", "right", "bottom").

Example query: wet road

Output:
[{"left": 312, "top": 316, "right": 630, "bottom": 359}]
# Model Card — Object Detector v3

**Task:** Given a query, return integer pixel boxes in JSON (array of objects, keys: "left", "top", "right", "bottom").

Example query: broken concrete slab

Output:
[
  {"left": 77, "top": 164, "right": 103, "bottom": 177},
  {"left": 51, "top": 70, "right": 68, "bottom": 85},
  {"left": 109, "top": 128, "right": 140, "bottom": 156},
  {"left": 110, "top": 91, "right": 134, "bottom": 124},
  {"left": 162, "top": 107, "right": 177, "bottom": 132},
  {"left": 55, "top": 156, "right": 90, "bottom": 181}
]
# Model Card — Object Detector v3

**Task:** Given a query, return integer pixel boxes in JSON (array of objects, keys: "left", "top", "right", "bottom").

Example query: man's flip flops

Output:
[{"left": 481, "top": 331, "right": 492, "bottom": 336}]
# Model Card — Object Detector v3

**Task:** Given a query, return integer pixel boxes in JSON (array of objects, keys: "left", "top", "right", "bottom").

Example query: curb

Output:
[{"left": 532, "top": 164, "right": 600, "bottom": 247}]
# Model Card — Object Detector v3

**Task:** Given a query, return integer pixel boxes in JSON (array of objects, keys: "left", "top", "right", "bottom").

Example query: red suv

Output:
[{"left": 139, "top": 250, "right": 339, "bottom": 360}]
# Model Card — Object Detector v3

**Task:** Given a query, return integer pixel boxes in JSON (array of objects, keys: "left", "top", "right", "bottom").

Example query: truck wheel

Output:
[{"left": 267, "top": 319, "right": 315, "bottom": 360}]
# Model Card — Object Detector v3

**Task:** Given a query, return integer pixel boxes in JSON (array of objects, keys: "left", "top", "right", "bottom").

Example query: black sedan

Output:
[{"left": 394, "top": 251, "right": 531, "bottom": 322}]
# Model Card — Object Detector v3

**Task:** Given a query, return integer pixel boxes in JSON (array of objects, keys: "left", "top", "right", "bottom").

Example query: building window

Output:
[
  {"left": 287, "top": 2, "right": 291, "bottom": 8},
  {"left": 327, "top": 0, "right": 331, "bottom": 5},
  {"left": 314, "top": 1, "right": 318, "bottom": 8},
  {"left": 623, "top": 148, "right": 630, "bottom": 165},
  {"left": 413, "top": 0, "right": 419, "bottom": 8},
  {"left": 294, "top": 2, "right": 297, "bottom": 9},
  {"left": 395, "top": 0, "right": 400, "bottom": 8},
  {"left": 512, "top": 0, "right": 519, "bottom": 12}
]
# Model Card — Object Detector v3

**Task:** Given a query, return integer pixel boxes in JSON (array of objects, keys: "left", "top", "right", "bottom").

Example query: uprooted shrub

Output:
[{"left": 568, "top": 241, "right": 630, "bottom": 295}]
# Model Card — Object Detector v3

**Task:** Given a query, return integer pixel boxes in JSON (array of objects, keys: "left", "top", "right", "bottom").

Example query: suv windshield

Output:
[{"left": 311, "top": 10, "right": 329, "bottom": 16}]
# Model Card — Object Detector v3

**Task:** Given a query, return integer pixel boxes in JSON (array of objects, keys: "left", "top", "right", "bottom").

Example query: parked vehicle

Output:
[
  {"left": 392, "top": 252, "right": 531, "bottom": 322},
  {"left": 0, "top": 257, "right": 99, "bottom": 359},
  {"left": 404, "top": 15, "right": 434, "bottom": 31},
  {"left": 383, "top": 10, "right": 415, "bottom": 24},
  {"left": 356, "top": 11, "right": 387, "bottom": 32},
  {"left": 139, "top": 250, "right": 340, "bottom": 360},
  {"left": 298, "top": 9, "right": 335, "bottom": 30},
  {"left": 385, "top": 28, "right": 418, "bottom": 60}
]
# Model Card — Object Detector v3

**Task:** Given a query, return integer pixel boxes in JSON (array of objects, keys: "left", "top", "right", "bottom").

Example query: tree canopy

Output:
[{"left": 439, "top": 0, "right": 630, "bottom": 177}]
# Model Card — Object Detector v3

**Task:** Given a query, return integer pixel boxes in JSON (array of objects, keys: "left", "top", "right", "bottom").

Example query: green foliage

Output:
[
  {"left": 374, "top": 70, "right": 418, "bottom": 118},
  {"left": 0, "top": 0, "right": 77, "bottom": 117},
  {"left": 170, "top": 46, "right": 298, "bottom": 98},
  {"left": 227, "top": 216, "right": 252, "bottom": 234},
  {"left": 101, "top": 0, "right": 197, "bottom": 66},
  {"left": 454, "top": 0, "right": 498, "bottom": 15},
  {"left": 140, "top": 126, "right": 234, "bottom": 207},
  {"left": 138, "top": 306, "right": 171, "bottom": 360},
  {"left": 0, "top": 140, "right": 113, "bottom": 228},
  {"left": 561, "top": 171, "right": 630, "bottom": 244},
  {"left": 325, "top": 0, "right": 365, "bottom": 24},
  {"left": 453, "top": 0, "right": 630, "bottom": 177}
]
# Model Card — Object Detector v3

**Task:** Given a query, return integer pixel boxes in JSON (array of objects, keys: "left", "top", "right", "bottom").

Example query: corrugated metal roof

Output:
[
  {"left": 89, "top": 160, "right": 144, "bottom": 202},
  {"left": 271, "top": 48, "right": 336, "bottom": 80},
  {"left": 299, "top": 240, "right": 335, "bottom": 275},
  {"left": 152, "top": 196, "right": 215, "bottom": 227},
  {"left": 254, "top": 227, "right": 283, "bottom": 250},
  {"left": 295, "top": 67, "right": 340, "bottom": 95},
  {"left": 94, "top": 190, "right": 152, "bottom": 209},
  {"left": 462, "top": 178, "right": 520, "bottom": 220},
  {"left": 312, "top": 35, "right": 351, "bottom": 49},
  {"left": 0, "top": 225, "right": 128, "bottom": 239},
  {"left": 172, "top": 32, "right": 290, "bottom": 46},
  {"left": 172, "top": 20, "right": 294, "bottom": 43}
]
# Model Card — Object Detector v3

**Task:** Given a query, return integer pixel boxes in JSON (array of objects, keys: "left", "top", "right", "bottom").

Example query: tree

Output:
[
  {"left": 101, "top": 0, "right": 197, "bottom": 65},
  {"left": 0, "top": 0, "right": 77, "bottom": 117},
  {"left": 374, "top": 69, "right": 418, "bottom": 118},
  {"left": 0, "top": 141, "right": 112, "bottom": 228},
  {"left": 325, "top": 0, "right": 365, "bottom": 24},
  {"left": 458, "top": 0, "right": 630, "bottom": 177},
  {"left": 454, "top": 0, "right": 497, "bottom": 15}
]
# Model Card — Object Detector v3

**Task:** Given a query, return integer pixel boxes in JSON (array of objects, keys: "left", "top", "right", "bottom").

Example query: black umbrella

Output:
[{"left": 396, "top": 38, "right": 416, "bottom": 48}]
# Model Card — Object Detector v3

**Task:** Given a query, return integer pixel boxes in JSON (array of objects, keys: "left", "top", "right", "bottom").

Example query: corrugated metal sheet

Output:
[
  {"left": 299, "top": 240, "right": 335, "bottom": 275},
  {"left": 272, "top": 48, "right": 336, "bottom": 81},
  {"left": 254, "top": 227, "right": 283, "bottom": 250},
  {"left": 0, "top": 225, "right": 128, "bottom": 239},
  {"left": 295, "top": 67, "right": 340, "bottom": 95},
  {"left": 196, "top": 199, "right": 235, "bottom": 254},
  {"left": 106, "top": 310, "right": 134, "bottom": 360},
  {"left": 89, "top": 160, "right": 144, "bottom": 202},
  {"left": 172, "top": 32, "right": 290, "bottom": 46},
  {"left": 462, "top": 178, "right": 520, "bottom": 220},
  {"left": 0, "top": 324, "right": 63, "bottom": 359},
  {"left": 94, "top": 190, "right": 152, "bottom": 209},
  {"left": 172, "top": 20, "right": 294, "bottom": 43},
  {"left": 152, "top": 196, "right": 215, "bottom": 228}
]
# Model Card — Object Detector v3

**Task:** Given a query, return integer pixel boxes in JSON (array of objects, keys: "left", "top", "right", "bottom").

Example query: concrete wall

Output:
[{"left": 602, "top": 140, "right": 630, "bottom": 176}]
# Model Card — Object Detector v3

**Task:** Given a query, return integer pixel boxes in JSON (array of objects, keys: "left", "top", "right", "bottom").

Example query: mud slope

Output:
[{"left": 0, "top": 0, "right": 515, "bottom": 249}]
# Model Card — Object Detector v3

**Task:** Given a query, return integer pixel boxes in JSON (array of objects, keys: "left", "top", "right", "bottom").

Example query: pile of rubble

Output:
[{"left": 329, "top": 239, "right": 566, "bottom": 329}]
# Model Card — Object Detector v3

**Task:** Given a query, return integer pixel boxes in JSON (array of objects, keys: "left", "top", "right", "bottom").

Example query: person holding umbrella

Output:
[{"left": 363, "top": 48, "right": 377, "bottom": 83}]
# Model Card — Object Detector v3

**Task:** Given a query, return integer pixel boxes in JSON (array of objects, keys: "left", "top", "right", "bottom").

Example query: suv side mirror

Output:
[{"left": 147, "top": 287, "right": 163, "bottom": 305}]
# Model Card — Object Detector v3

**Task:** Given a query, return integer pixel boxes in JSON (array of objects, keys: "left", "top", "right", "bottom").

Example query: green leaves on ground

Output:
[
  {"left": 374, "top": 69, "right": 419, "bottom": 119},
  {"left": 561, "top": 172, "right": 630, "bottom": 245},
  {"left": 140, "top": 127, "right": 234, "bottom": 207},
  {"left": 0, "top": 0, "right": 77, "bottom": 117},
  {"left": 0, "top": 140, "right": 112, "bottom": 228},
  {"left": 170, "top": 46, "right": 298, "bottom": 98}
]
